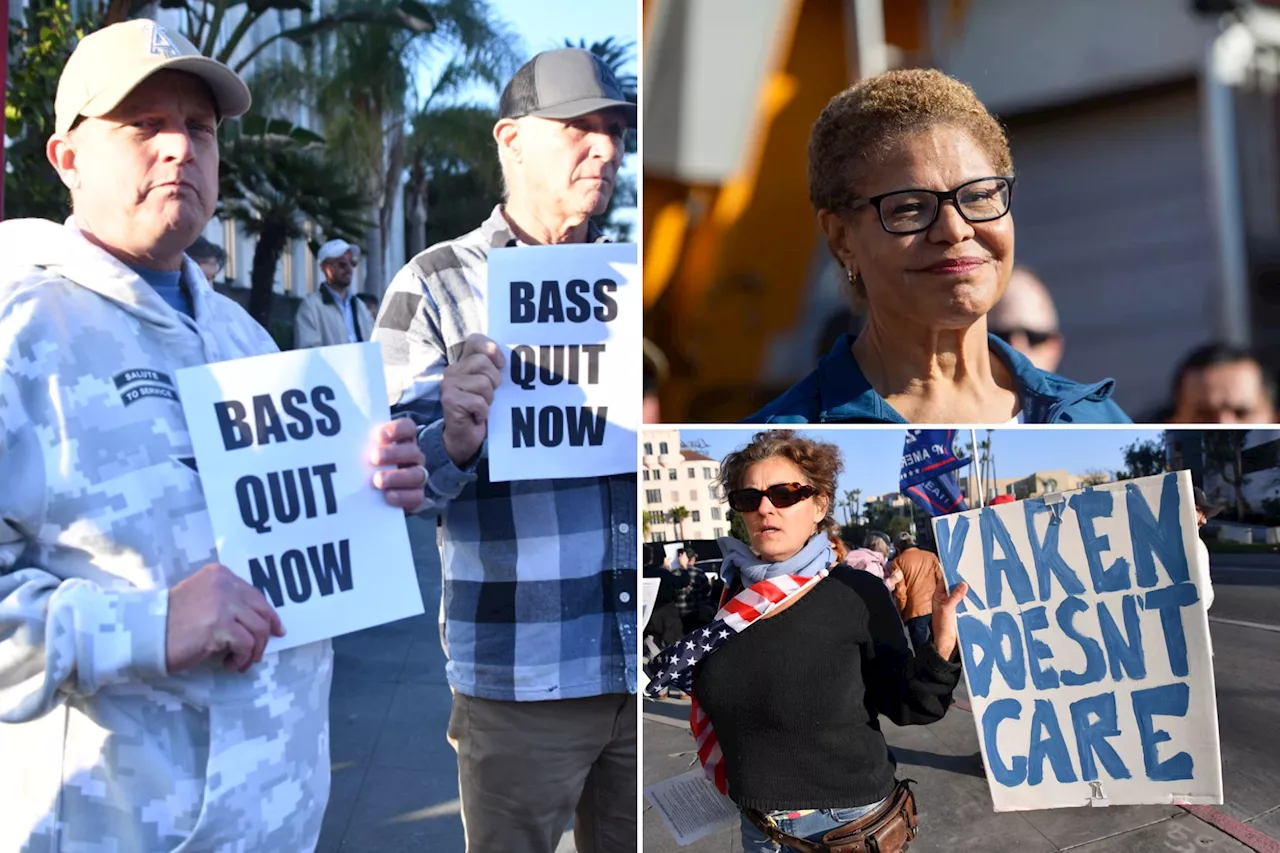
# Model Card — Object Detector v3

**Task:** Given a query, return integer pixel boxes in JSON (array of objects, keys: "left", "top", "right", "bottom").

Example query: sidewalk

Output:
[
  {"left": 317, "top": 515, "right": 577, "bottom": 852},
  {"left": 642, "top": 688, "right": 1266, "bottom": 853}
]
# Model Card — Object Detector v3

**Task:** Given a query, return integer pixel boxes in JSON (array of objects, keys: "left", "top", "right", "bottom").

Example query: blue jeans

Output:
[
  {"left": 906, "top": 615, "right": 932, "bottom": 653},
  {"left": 739, "top": 796, "right": 889, "bottom": 852}
]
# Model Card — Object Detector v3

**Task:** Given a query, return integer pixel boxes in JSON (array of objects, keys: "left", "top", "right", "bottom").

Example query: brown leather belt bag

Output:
[{"left": 744, "top": 779, "right": 919, "bottom": 853}]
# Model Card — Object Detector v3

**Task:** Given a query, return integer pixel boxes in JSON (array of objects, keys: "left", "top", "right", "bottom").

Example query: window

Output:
[
  {"left": 642, "top": 470, "right": 649, "bottom": 481},
  {"left": 645, "top": 489, "right": 661, "bottom": 504},
  {"left": 692, "top": 511, "right": 701, "bottom": 522},
  {"left": 668, "top": 469, "right": 678, "bottom": 480},
  {"left": 708, "top": 486, "right": 717, "bottom": 501},
  {"left": 670, "top": 491, "right": 678, "bottom": 502},
  {"left": 647, "top": 510, "right": 665, "bottom": 525},
  {"left": 659, "top": 442, "right": 669, "bottom": 454},
  {"left": 687, "top": 467, "right": 695, "bottom": 478},
  {"left": 653, "top": 531, "right": 666, "bottom": 542},
  {"left": 643, "top": 442, "right": 652, "bottom": 455},
  {"left": 690, "top": 490, "right": 697, "bottom": 501},
  {"left": 703, "top": 467, "right": 713, "bottom": 479},
  {"left": 711, "top": 507, "right": 722, "bottom": 521},
  {"left": 714, "top": 527, "right": 724, "bottom": 538}
]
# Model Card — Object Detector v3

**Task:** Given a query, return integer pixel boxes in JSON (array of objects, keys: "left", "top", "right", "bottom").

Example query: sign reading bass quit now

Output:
[
  {"left": 486, "top": 243, "right": 640, "bottom": 482},
  {"left": 176, "top": 342, "right": 424, "bottom": 651}
]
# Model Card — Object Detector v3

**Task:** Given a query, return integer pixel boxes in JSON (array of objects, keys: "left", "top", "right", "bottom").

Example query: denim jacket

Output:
[{"left": 747, "top": 333, "right": 1132, "bottom": 424}]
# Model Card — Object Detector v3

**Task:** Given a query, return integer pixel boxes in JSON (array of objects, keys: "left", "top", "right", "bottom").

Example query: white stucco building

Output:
[{"left": 641, "top": 428, "right": 730, "bottom": 542}]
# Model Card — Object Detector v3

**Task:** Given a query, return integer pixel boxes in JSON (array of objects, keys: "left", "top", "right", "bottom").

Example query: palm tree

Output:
[
  {"left": 249, "top": 4, "right": 517, "bottom": 294},
  {"left": 3, "top": 0, "right": 97, "bottom": 220},
  {"left": 218, "top": 117, "right": 370, "bottom": 331},
  {"left": 103, "top": 0, "right": 439, "bottom": 73},
  {"left": 669, "top": 506, "right": 691, "bottom": 541},
  {"left": 845, "top": 489, "right": 862, "bottom": 526},
  {"left": 402, "top": 53, "right": 512, "bottom": 256}
]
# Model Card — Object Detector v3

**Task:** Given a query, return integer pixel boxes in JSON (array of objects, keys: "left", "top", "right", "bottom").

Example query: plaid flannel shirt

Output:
[{"left": 372, "top": 205, "right": 638, "bottom": 702}]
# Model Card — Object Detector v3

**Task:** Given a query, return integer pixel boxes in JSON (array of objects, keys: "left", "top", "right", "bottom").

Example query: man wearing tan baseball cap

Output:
[
  {"left": 54, "top": 18, "right": 251, "bottom": 136},
  {"left": 0, "top": 18, "right": 431, "bottom": 853}
]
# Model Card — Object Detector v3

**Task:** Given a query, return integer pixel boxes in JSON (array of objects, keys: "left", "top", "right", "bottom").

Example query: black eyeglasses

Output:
[
  {"left": 849, "top": 176, "right": 1015, "bottom": 235},
  {"left": 726, "top": 482, "right": 818, "bottom": 513},
  {"left": 991, "top": 327, "right": 1059, "bottom": 347}
]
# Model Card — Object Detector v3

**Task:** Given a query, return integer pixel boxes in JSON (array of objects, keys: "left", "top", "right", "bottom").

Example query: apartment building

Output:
[{"left": 641, "top": 429, "right": 730, "bottom": 542}]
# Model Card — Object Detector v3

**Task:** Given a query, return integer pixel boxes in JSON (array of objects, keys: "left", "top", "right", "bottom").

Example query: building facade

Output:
[
  {"left": 959, "top": 468, "right": 1096, "bottom": 503},
  {"left": 641, "top": 429, "right": 730, "bottom": 542},
  {"left": 1167, "top": 429, "right": 1280, "bottom": 516}
]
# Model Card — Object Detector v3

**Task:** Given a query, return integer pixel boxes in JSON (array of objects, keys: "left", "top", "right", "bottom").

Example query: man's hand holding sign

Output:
[
  {"left": 930, "top": 471, "right": 1222, "bottom": 811},
  {"left": 176, "top": 343, "right": 426, "bottom": 657},
  {"left": 165, "top": 418, "right": 424, "bottom": 673},
  {"left": 441, "top": 335, "right": 506, "bottom": 467}
]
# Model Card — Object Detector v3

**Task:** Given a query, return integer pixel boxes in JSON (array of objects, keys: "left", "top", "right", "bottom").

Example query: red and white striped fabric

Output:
[{"left": 685, "top": 570, "right": 828, "bottom": 794}]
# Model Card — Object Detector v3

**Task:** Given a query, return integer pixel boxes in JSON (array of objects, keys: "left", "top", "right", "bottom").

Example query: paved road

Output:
[
  {"left": 317, "top": 516, "right": 578, "bottom": 852},
  {"left": 643, "top": 554, "right": 1280, "bottom": 852}
]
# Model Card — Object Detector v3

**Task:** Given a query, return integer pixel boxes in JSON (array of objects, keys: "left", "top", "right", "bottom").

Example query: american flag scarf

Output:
[{"left": 644, "top": 569, "right": 829, "bottom": 794}]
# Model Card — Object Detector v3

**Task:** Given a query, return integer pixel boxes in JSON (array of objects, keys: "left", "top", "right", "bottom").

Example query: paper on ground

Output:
[{"left": 645, "top": 769, "right": 740, "bottom": 846}]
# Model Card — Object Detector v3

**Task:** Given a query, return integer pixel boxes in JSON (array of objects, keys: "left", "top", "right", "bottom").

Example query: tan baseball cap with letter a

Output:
[{"left": 54, "top": 19, "right": 251, "bottom": 135}]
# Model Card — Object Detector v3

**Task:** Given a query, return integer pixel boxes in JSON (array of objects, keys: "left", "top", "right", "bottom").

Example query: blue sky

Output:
[{"left": 678, "top": 428, "right": 1165, "bottom": 501}]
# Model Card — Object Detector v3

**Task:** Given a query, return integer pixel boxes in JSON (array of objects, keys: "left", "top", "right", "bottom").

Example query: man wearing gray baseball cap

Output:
[
  {"left": 0, "top": 18, "right": 428, "bottom": 852},
  {"left": 374, "top": 47, "right": 637, "bottom": 853}
]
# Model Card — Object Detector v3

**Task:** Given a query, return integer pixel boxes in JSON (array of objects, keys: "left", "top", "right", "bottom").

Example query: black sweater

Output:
[{"left": 693, "top": 565, "right": 962, "bottom": 811}]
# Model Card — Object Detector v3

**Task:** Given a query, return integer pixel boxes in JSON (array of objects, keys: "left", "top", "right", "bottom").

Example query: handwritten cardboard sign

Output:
[{"left": 931, "top": 471, "right": 1222, "bottom": 811}]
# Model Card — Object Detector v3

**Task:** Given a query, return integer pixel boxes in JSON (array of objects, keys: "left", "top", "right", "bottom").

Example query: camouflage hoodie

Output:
[{"left": 0, "top": 219, "right": 333, "bottom": 852}]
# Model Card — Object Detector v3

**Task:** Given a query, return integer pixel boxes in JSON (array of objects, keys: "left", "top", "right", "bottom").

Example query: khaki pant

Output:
[{"left": 448, "top": 692, "right": 638, "bottom": 853}]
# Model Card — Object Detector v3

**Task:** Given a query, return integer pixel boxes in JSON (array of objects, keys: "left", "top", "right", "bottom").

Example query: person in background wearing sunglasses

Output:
[
  {"left": 747, "top": 69, "right": 1129, "bottom": 425},
  {"left": 645, "top": 431, "right": 968, "bottom": 852},
  {"left": 987, "top": 265, "right": 1063, "bottom": 373},
  {"left": 293, "top": 238, "right": 374, "bottom": 349}
]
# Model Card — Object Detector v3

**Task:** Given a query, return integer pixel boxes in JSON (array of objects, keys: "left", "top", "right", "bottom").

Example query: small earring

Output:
[{"left": 846, "top": 268, "right": 862, "bottom": 286}]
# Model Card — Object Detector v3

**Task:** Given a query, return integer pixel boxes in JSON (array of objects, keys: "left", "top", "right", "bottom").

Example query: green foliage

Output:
[
  {"left": 1202, "top": 430, "right": 1251, "bottom": 518},
  {"left": 729, "top": 511, "right": 751, "bottom": 545},
  {"left": 4, "top": 0, "right": 100, "bottom": 220},
  {"left": 407, "top": 100, "right": 503, "bottom": 249},
  {"left": 1119, "top": 438, "right": 1169, "bottom": 481},
  {"left": 218, "top": 120, "right": 370, "bottom": 324},
  {"left": 252, "top": 1, "right": 517, "bottom": 283},
  {"left": 1261, "top": 497, "right": 1280, "bottom": 526},
  {"left": 669, "top": 505, "right": 690, "bottom": 539}
]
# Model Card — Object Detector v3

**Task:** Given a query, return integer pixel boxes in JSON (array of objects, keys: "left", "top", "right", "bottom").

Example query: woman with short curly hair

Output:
[
  {"left": 646, "top": 431, "right": 968, "bottom": 852},
  {"left": 749, "top": 69, "right": 1130, "bottom": 425}
]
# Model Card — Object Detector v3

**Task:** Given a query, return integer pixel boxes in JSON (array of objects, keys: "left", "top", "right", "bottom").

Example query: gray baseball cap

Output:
[{"left": 499, "top": 48, "right": 636, "bottom": 127}]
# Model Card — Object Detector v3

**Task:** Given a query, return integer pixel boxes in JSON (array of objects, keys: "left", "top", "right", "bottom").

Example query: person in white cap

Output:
[
  {"left": 293, "top": 238, "right": 374, "bottom": 348},
  {"left": 0, "top": 19, "right": 428, "bottom": 852}
]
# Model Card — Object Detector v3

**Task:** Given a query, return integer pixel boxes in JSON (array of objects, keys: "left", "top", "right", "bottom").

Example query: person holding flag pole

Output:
[{"left": 645, "top": 430, "right": 968, "bottom": 853}]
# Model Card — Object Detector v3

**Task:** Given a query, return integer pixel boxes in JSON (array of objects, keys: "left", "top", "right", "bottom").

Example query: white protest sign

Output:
[
  {"left": 641, "top": 577, "right": 662, "bottom": 628},
  {"left": 931, "top": 471, "right": 1222, "bottom": 811},
  {"left": 486, "top": 243, "right": 639, "bottom": 481},
  {"left": 176, "top": 343, "right": 424, "bottom": 651},
  {"left": 644, "top": 769, "right": 741, "bottom": 846},
  {"left": 663, "top": 542, "right": 686, "bottom": 566}
]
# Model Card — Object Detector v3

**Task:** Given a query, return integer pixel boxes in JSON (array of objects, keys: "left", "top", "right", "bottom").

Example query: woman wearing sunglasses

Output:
[
  {"left": 747, "top": 69, "right": 1130, "bottom": 425},
  {"left": 646, "top": 431, "right": 968, "bottom": 853}
]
